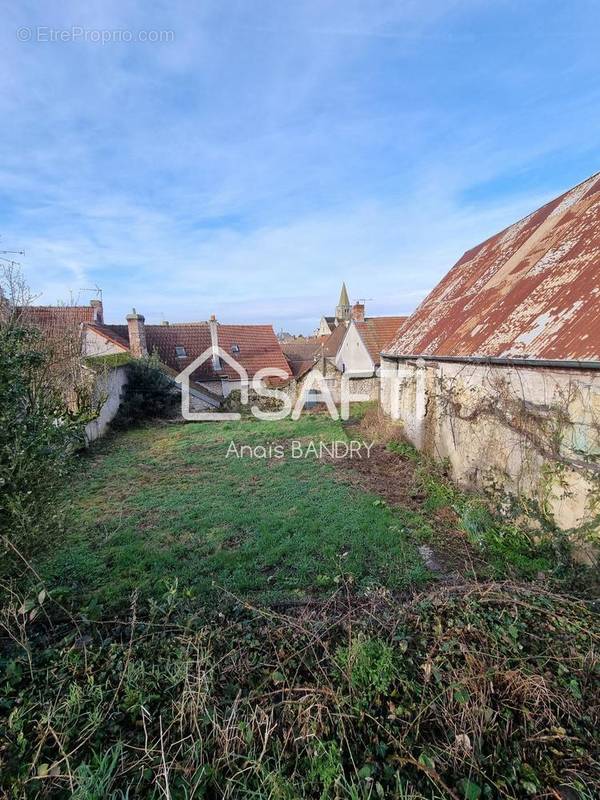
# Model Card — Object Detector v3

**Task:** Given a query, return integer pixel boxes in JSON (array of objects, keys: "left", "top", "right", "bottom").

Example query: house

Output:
[
  {"left": 16, "top": 298, "right": 104, "bottom": 331},
  {"left": 86, "top": 310, "right": 292, "bottom": 398},
  {"left": 281, "top": 322, "right": 348, "bottom": 404},
  {"left": 381, "top": 171, "right": 600, "bottom": 544},
  {"left": 15, "top": 298, "right": 293, "bottom": 427},
  {"left": 335, "top": 303, "right": 406, "bottom": 378},
  {"left": 283, "top": 303, "right": 406, "bottom": 403},
  {"left": 6, "top": 298, "right": 129, "bottom": 441}
]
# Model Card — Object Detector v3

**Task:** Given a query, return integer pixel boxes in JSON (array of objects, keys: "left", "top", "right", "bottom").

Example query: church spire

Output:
[{"left": 335, "top": 282, "right": 351, "bottom": 322}]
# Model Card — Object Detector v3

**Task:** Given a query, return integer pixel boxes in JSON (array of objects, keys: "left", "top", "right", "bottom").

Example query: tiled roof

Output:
[
  {"left": 281, "top": 338, "right": 323, "bottom": 361},
  {"left": 281, "top": 338, "right": 323, "bottom": 378},
  {"left": 354, "top": 317, "right": 407, "bottom": 365},
  {"left": 104, "top": 322, "right": 293, "bottom": 383},
  {"left": 386, "top": 173, "right": 600, "bottom": 361},
  {"left": 16, "top": 305, "right": 95, "bottom": 333},
  {"left": 322, "top": 322, "right": 348, "bottom": 356},
  {"left": 287, "top": 359, "right": 317, "bottom": 380},
  {"left": 86, "top": 323, "right": 130, "bottom": 350}
]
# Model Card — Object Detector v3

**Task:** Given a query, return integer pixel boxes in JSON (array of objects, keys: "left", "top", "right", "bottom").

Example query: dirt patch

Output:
[
  {"left": 331, "top": 441, "right": 425, "bottom": 511},
  {"left": 330, "top": 422, "right": 487, "bottom": 580}
]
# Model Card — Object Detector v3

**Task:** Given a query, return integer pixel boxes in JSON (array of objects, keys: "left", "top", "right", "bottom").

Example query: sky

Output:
[{"left": 1, "top": 1, "right": 600, "bottom": 334}]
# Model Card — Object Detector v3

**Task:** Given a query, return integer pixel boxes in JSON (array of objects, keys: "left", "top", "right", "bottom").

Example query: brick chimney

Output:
[
  {"left": 351, "top": 302, "right": 365, "bottom": 322},
  {"left": 126, "top": 308, "right": 148, "bottom": 357},
  {"left": 90, "top": 299, "right": 103, "bottom": 324},
  {"left": 208, "top": 314, "right": 221, "bottom": 371}
]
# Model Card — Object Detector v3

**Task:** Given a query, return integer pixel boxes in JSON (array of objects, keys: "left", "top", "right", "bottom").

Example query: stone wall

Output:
[
  {"left": 380, "top": 357, "right": 600, "bottom": 547},
  {"left": 85, "top": 365, "right": 129, "bottom": 443},
  {"left": 293, "top": 365, "right": 379, "bottom": 407}
]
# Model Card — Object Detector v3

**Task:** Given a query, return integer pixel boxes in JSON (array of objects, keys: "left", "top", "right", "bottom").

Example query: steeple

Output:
[{"left": 335, "top": 282, "right": 351, "bottom": 322}]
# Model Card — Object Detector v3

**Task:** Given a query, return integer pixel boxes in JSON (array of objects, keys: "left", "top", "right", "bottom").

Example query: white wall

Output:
[
  {"left": 84, "top": 328, "right": 126, "bottom": 357},
  {"left": 336, "top": 323, "right": 375, "bottom": 375},
  {"left": 381, "top": 356, "right": 600, "bottom": 550},
  {"left": 85, "top": 365, "right": 129, "bottom": 443}
]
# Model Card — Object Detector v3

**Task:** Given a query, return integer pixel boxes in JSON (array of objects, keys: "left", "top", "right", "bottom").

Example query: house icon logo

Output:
[{"left": 175, "top": 345, "right": 249, "bottom": 421}]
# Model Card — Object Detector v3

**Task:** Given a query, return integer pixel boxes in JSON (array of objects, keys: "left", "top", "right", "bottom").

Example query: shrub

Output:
[
  {"left": 111, "top": 353, "right": 177, "bottom": 429},
  {"left": 0, "top": 319, "right": 85, "bottom": 558}
]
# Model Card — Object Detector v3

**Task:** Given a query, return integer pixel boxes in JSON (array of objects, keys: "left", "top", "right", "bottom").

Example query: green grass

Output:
[{"left": 41, "top": 416, "right": 430, "bottom": 612}]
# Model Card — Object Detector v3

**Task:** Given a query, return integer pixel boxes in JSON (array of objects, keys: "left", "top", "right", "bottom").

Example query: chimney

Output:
[
  {"left": 208, "top": 314, "right": 221, "bottom": 371},
  {"left": 126, "top": 308, "right": 148, "bottom": 357},
  {"left": 90, "top": 299, "right": 103, "bottom": 324},
  {"left": 351, "top": 302, "right": 365, "bottom": 322}
]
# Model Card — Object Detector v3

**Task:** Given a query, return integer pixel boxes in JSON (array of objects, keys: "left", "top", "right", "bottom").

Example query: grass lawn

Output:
[
  {"left": 42, "top": 415, "right": 432, "bottom": 612},
  {"left": 5, "top": 416, "right": 599, "bottom": 799}
]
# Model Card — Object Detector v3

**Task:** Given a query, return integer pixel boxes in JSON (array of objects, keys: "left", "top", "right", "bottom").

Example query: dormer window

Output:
[
  {"left": 175, "top": 346, "right": 187, "bottom": 358},
  {"left": 231, "top": 344, "right": 240, "bottom": 354}
]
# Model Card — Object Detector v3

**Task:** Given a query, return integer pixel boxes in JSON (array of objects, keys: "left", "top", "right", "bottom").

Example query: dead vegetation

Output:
[{"left": 1, "top": 580, "right": 598, "bottom": 799}]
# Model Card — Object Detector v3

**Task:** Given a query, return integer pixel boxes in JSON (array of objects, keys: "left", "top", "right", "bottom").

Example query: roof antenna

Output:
[
  {"left": 0, "top": 248, "right": 25, "bottom": 265},
  {"left": 78, "top": 285, "right": 103, "bottom": 300}
]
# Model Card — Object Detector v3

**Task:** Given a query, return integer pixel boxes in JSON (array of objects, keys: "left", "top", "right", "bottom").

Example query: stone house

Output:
[
  {"left": 283, "top": 303, "right": 406, "bottom": 404},
  {"left": 381, "top": 172, "right": 600, "bottom": 546}
]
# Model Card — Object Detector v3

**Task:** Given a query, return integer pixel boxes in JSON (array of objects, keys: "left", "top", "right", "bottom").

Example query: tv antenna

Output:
[
  {"left": 0, "top": 249, "right": 25, "bottom": 265},
  {"left": 78, "top": 285, "right": 103, "bottom": 301}
]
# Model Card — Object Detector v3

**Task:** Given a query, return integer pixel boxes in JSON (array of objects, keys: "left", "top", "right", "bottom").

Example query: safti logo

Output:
[
  {"left": 175, "top": 345, "right": 249, "bottom": 421},
  {"left": 175, "top": 346, "right": 386, "bottom": 422}
]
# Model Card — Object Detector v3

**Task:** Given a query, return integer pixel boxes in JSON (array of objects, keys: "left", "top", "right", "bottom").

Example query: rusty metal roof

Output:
[{"left": 386, "top": 172, "right": 600, "bottom": 361}]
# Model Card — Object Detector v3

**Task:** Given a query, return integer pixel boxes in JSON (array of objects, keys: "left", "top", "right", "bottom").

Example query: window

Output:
[
  {"left": 231, "top": 343, "right": 240, "bottom": 354},
  {"left": 175, "top": 346, "right": 187, "bottom": 358}
]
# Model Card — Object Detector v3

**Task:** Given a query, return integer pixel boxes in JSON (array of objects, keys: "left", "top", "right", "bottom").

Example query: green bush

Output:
[
  {"left": 0, "top": 320, "right": 85, "bottom": 558},
  {"left": 111, "top": 353, "right": 177, "bottom": 429}
]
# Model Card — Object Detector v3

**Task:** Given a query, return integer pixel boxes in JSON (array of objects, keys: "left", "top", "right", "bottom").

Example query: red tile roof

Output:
[
  {"left": 281, "top": 338, "right": 322, "bottom": 378},
  {"left": 355, "top": 316, "right": 407, "bottom": 364},
  {"left": 322, "top": 322, "right": 348, "bottom": 356},
  {"left": 86, "top": 323, "right": 130, "bottom": 350},
  {"left": 103, "top": 322, "right": 293, "bottom": 383},
  {"left": 386, "top": 173, "right": 600, "bottom": 361},
  {"left": 17, "top": 305, "right": 95, "bottom": 333}
]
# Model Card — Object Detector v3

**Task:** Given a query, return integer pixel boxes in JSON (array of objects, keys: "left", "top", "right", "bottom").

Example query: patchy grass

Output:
[
  {"left": 2, "top": 415, "right": 599, "bottom": 799},
  {"left": 37, "top": 416, "right": 430, "bottom": 613}
]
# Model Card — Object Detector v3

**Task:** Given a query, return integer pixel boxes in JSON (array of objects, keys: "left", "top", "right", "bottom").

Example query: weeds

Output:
[{"left": 1, "top": 581, "right": 598, "bottom": 798}]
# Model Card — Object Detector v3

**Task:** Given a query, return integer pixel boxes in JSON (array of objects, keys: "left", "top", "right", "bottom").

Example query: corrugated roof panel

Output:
[{"left": 387, "top": 173, "right": 600, "bottom": 361}]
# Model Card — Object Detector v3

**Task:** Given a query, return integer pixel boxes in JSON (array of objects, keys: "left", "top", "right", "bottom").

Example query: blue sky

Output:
[{"left": 1, "top": 1, "right": 599, "bottom": 334}]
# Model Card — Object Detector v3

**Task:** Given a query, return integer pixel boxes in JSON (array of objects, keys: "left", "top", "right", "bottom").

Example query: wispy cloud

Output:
[{"left": 1, "top": 0, "right": 599, "bottom": 332}]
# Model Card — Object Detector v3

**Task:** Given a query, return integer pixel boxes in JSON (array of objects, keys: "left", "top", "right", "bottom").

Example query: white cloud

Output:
[{"left": 1, "top": 0, "right": 599, "bottom": 332}]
